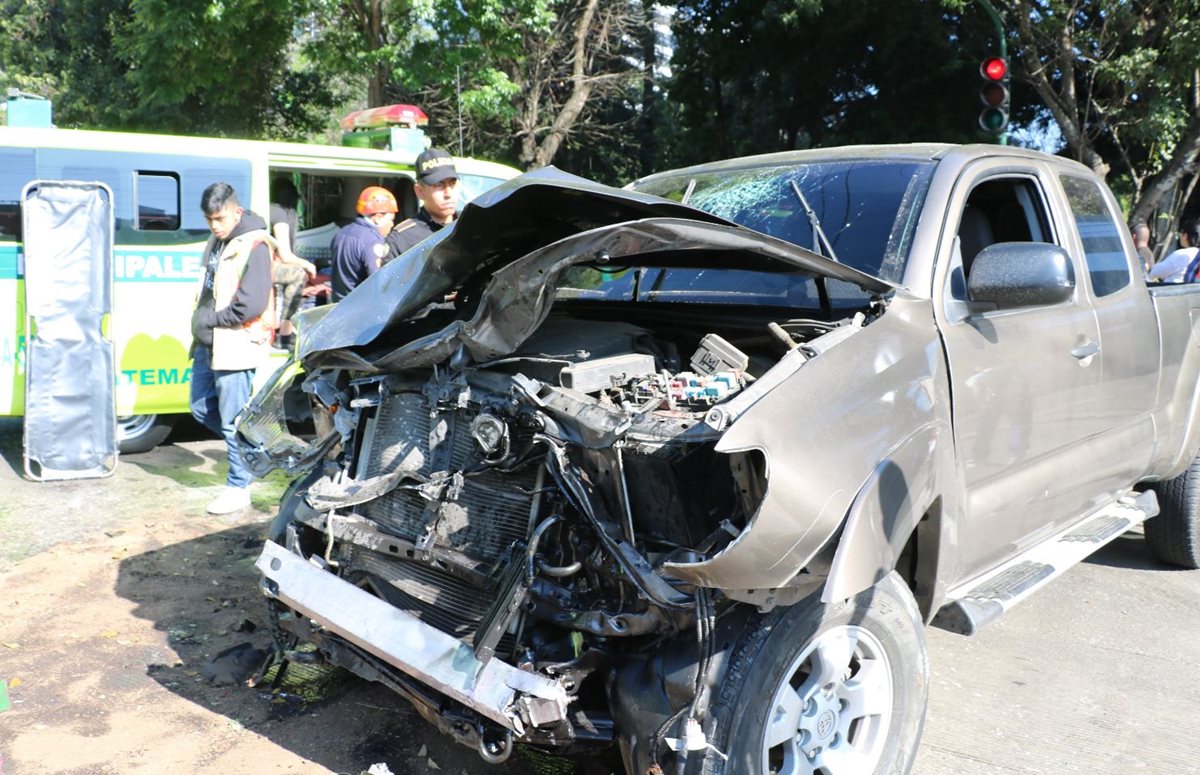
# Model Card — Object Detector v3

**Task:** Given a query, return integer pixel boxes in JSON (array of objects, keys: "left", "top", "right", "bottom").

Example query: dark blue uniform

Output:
[
  {"left": 330, "top": 216, "right": 389, "bottom": 301},
  {"left": 385, "top": 209, "right": 459, "bottom": 263}
]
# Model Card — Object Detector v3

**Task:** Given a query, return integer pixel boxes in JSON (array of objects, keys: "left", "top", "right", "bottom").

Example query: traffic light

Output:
[{"left": 978, "top": 56, "right": 1009, "bottom": 134}]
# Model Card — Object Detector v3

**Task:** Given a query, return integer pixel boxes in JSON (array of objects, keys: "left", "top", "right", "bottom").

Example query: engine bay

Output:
[{"left": 249, "top": 305, "right": 870, "bottom": 767}]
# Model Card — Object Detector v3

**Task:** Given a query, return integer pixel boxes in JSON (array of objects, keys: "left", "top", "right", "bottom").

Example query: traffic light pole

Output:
[{"left": 978, "top": 0, "right": 1008, "bottom": 145}]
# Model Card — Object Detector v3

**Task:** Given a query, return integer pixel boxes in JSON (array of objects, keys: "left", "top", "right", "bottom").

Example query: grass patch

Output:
[
  {"left": 517, "top": 746, "right": 583, "bottom": 774},
  {"left": 260, "top": 653, "right": 348, "bottom": 703},
  {"left": 251, "top": 470, "right": 292, "bottom": 512},
  {"left": 133, "top": 460, "right": 225, "bottom": 488}
]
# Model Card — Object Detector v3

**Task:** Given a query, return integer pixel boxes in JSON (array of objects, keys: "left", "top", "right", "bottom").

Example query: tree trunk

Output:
[
  {"left": 1130, "top": 69, "right": 1200, "bottom": 225},
  {"left": 1010, "top": 0, "right": 1110, "bottom": 178},
  {"left": 528, "top": 0, "right": 601, "bottom": 169},
  {"left": 639, "top": 3, "right": 658, "bottom": 177}
]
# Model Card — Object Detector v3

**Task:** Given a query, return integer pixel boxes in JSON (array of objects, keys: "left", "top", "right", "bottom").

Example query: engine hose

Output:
[
  {"left": 526, "top": 514, "right": 563, "bottom": 582},
  {"left": 536, "top": 557, "right": 583, "bottom": 577}
]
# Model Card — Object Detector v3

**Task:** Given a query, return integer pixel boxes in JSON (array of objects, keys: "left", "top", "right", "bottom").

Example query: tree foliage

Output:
[
  {"left": 666, "top": 0, "right": 995, "bottom": 167},
  {"left": 299, "top": 0, "right": 642, "bottom": 173},
  {"left": 0, "top": 0, "right": 338, "bottom": 139},
  {"left": 2, "top": 0, "right": 1199, "bottom": 220},
  {"left": 986, "top": 0, "right": 1200, "bottom": 224}
]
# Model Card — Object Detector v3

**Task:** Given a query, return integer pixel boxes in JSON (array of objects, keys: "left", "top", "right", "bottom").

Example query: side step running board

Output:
[{"left": 932, "top": 490, "right": 1159, "bottom": 636}]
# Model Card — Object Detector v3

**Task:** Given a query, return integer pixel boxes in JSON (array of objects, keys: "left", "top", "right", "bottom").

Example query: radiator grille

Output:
[
  {"left": 345, "top": 549, "right": 515, "bottom": 653},
  {"left": 347, "top": 389, "right": 536, "bottom": 651},
  {"left": 357, "top": 391, "right": 536, "bottom": 565}
]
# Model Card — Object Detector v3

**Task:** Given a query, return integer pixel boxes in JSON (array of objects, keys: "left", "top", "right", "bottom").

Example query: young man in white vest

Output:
[{"left": 189, "top": 182, "right": 275, "bottom": 514}]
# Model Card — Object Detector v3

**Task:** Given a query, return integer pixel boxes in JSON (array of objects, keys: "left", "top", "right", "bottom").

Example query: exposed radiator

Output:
[
  {"left": 344, "top": 549, "right": 515, "bottom": 653},
  {"left": 347, "top": 390, "right": 537, "bottom": 650}
]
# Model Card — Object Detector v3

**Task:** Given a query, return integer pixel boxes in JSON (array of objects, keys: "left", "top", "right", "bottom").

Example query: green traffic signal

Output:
[{"left": 979, "top": 107, "right": 1008, "bottom": 132}]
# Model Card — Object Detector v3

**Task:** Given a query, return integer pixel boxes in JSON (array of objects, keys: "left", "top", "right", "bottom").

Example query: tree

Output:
[
  {"left": 0, "top": 0, "right": 60, "bottom": 99},
  {"left": 993, "top": 0, "right": 1200, "bottom": 224},
  {"left": 0, "top": 0, "right": 336, "bottom": 139},
  {"left": 666, "top": 0, "right": 993, "bottom": 168},
  {"left": 510, "top": 0, "right": 641, "bottom": 169},
  {"left": 302, "top": 0, "right": 436, "bottom": 111},
  {"left": 298, "top": 0, "right": 642, "bottom": 174},
  {"left": 121, "top": 0, "right": 330, "bottom": 137}
]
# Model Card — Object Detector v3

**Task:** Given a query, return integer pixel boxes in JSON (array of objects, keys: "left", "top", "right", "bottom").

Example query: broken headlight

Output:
[{"left": 237, "top": 358, "right": 338, "bottom": 476}]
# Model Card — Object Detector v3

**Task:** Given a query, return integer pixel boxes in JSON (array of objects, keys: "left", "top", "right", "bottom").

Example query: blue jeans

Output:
[{"left": 190, "top": 345, "right": 255, "bottom": 488}]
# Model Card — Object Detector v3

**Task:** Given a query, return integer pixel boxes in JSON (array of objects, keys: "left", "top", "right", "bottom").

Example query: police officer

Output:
[
  {"left": 330, "top": 186, "right": 397, "bottom": 301},
  {"left": 386, "top": 148, "right": 460, "bottom": 260}
]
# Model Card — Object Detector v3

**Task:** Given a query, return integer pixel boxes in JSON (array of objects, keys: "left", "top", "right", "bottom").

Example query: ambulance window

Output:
[
  {"left": 0, "top": 149, "right": 36, "bottom": 241},
  {"left": 135, "top": 172, "right": 181, "bottom": 231},
  {"left": 457, "top": 173, "right": 508, "bottom": 206}
]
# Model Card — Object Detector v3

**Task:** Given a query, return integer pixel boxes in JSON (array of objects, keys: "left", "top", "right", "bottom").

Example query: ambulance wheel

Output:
[{"left": 118, "top": 414, "right": 175, "bottom": 454}]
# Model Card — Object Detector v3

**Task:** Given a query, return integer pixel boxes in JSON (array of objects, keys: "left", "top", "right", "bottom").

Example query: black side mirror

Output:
[{"left": 967, "top": 242, "right": 1075, "bottom": 310}]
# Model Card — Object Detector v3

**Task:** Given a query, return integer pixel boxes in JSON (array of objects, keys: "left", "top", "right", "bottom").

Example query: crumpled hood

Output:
[{"left": 299, "top": 166, "right": 897, "bottom": 371}]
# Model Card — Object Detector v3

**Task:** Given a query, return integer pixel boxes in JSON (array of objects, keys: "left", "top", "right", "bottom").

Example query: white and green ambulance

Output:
[{"left": 0, "top": 100, "right": 518, "bottom": 456}]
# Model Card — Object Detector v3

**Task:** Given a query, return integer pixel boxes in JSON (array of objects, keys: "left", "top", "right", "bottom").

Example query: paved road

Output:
[
  {"left": 916, "top": 525, "right": 1200, "bottom": 774},
  {"left": 3, "top": 417, "right": 1199, "bottom": 773}
]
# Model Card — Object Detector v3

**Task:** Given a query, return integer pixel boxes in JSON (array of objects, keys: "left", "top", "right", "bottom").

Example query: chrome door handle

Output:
[{"left": 1070, "top": 341, "right": 1100, "bottom": 359}]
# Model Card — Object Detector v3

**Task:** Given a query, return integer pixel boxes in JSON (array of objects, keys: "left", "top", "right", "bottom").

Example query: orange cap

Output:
[{"left": 356, "top": 186, "right": 398, "bottom": 215}]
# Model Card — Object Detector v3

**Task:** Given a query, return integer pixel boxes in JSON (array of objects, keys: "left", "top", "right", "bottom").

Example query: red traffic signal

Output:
[
  {"left": 978, "top": 56, "right": 1010, "bottom": 135},
  {"left": 980, "top": 56, "right": 1007, "bottom": 82}
]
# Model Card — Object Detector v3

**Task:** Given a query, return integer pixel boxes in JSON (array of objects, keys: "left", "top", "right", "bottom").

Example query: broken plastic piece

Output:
[{"left": 665, "top": 717, "right": 707, "bottom": 751}]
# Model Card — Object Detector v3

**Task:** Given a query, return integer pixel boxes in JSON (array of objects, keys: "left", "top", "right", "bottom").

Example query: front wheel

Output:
[
  {"left": 117, "top": 414, "right": 175, "bottom": 454},
  {"left": 697, "top": 572, "right": 927, "bottom": 774}
]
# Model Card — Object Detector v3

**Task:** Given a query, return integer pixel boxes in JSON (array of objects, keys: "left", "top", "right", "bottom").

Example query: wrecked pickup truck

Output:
[{"left": 241, "top": 144, "right": 1200, "bottom": 774}]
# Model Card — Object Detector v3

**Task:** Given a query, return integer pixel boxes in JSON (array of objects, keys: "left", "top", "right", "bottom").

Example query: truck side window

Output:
[
  {"left": 1059, "top": 174, "right": 1131, "bottom": 297},
  {"left": 957, "top": 177, "right": 1052, "bottom": 278},
  {"left": 0, "top": 149, "right": 36, "bottom": 241}
]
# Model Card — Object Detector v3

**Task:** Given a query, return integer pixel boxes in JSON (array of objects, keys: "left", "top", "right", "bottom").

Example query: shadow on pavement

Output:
[
  {"left": 1082, "top": 530, "right": 1186, "bottom": 572},
  {"left": 114, "top": 524, "right": 581, "bottom": 775}
]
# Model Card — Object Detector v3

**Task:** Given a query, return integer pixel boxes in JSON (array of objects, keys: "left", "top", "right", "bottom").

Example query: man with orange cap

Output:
[{"left": 330, "top": 185, "right": 398, "bottom": 301}]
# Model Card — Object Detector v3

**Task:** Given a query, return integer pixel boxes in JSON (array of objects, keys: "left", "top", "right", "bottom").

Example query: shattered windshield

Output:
[
  {"left": 632, "top": 159, "right": 935, "bottom": 285},
  {"left": 556, "top": 266, "right": 876, "bottom": 310}
]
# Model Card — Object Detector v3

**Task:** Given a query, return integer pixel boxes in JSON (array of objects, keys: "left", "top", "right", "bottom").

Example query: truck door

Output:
[
  {"left": 936, "top": 164, "right": 1106, "bottom": 576},
  {"left": 21, "top": 180, "right": 118, "bottom": 480},
  {"left": 1055, "top": 172, "right": 1158, "bottom": 487}
]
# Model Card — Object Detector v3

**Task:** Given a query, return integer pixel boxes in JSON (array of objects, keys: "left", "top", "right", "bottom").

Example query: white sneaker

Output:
[{"left": 207, "top": 486, "right": 252, "bottom": 515}]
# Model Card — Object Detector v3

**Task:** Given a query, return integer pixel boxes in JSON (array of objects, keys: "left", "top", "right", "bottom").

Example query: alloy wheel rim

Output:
[{"left": 761, "top": 624, "right": 894, "bottom": 774}]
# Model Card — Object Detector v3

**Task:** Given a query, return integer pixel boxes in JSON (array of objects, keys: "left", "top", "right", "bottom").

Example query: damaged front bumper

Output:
[{"left": 256, "top": 540, "right": 570, "bottom": 732}]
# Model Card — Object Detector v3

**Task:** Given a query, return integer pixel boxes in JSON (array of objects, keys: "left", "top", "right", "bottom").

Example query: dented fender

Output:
[{"left": 819, "top": 421, "right": 956, "bottom": 614}]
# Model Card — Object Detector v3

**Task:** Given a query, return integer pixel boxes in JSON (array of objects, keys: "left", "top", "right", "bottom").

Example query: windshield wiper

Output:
[
  {"left": 680, "top": 178, "right": 697, "bottom": 205},
  {"left": 789, "top": 179, "right": 841, "bottom": 264}
]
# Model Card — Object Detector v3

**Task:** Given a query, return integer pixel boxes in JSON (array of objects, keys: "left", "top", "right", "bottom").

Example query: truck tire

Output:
[
  {"left": 117, "top": 414, "right": 175, "bottom": 455},
  {"left": 695, "top": 572, "right": 927, "bottom": 774},
  {"left": 1147, "top": 457, "right": 1200, "bottom": 568}
]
